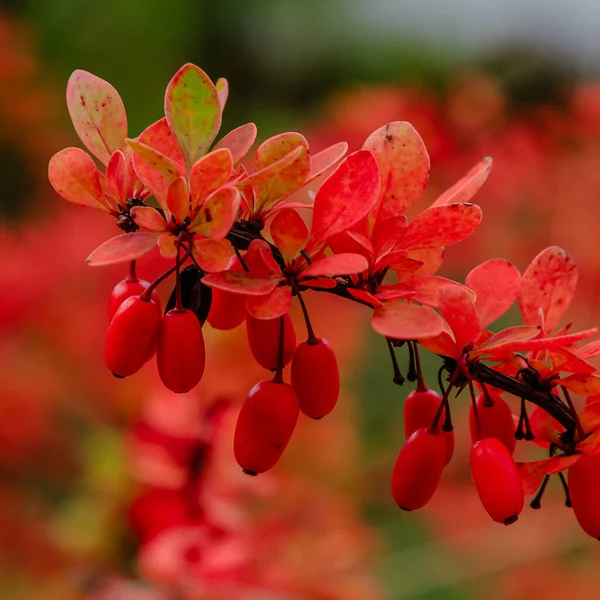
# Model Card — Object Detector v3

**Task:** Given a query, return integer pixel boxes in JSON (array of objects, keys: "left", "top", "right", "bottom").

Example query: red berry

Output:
[
  {"left": 157, "top": 309, "right": 206, "bottom": 393},
  {"left": 234, "top": 380, "right": 299, "bottom": 475},
  {"left": 207, "top": 288, "right": 247, "bottom": 330},
  {"left": 291, "top": 338, "right": 339, "bottom": 419},
  {"left": 104, "top": 295, "right": 162, "bottom": 377},
  {"left": 391, "top": 428, "right": 446, "bottom": 511},
  {"left": 469, "top": 392, "right": 516, "bottom": 454},
  {"left": 403, "top": 388, "right": 455, "bottom": 466},
  {"left": 246, "top": 313, "right": 296, "bottom": 370},
  {"left": 568, "top": 453, "right": 600, "bottom": 539},
  {"left": 470, "top": 438, "right": 524, "bottom": 525},
  {"left": 108, "top": 278, "right": 159, "bottom": 322}
]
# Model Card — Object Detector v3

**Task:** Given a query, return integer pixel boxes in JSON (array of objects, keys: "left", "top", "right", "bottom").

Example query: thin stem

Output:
[
  {"left": 468, "top": 376, "right": 482, "bottom": 441},
  {"left": 406, "top": 341, "right": 418, "bottom": 383},
  {"left": 140, "top": 243, "right": 192, "bottom": 302},
  {"left": 558, "top": 471, "right": 572, "bottom": 507},
  {"left": 480, "top": 382, "right": 495, "bottom": 407},
  {"left": 561, "top": 386, "right": 585, "bottom": 442},
  {"left": 234, "top": 245, "right": 250, "bottom": 272},
  {"left": 273, "top": 316, "right": 285, "bottom": 384},
  {"left": 432, "top": 368, "right": 457, "bottom": 432},
  {"left": 294, "top": 285, "right": 317, "bottom": 344},
  {"left": 413, "top": 342, "right": 427, "bottom": 392},
  {"left": 175, "top": 240, "right": 183, "bottom": 310},
  {"left": 127, "top": 260, "right": 138, "bottom": 282},
  {"left": 387, "top": 339, "right": 405, "bottom": 386},
  {"left": 530, "top": 475, "right": 550, "bottom": 509}
]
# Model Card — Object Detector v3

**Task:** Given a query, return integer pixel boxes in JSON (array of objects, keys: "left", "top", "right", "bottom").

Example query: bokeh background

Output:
[{"left": 3, "top": 1, "right": 600, "bottom": 598}]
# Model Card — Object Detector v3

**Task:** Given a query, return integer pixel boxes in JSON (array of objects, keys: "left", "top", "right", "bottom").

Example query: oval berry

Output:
[
  {"left": 246, "top": 313, "right": 296, "bottom": 370},
  {"left": 470, "top": 437, "right": 524, "bottom": 525},
  {"left": 108, "top": 278, "right": 159, "bottom": 322},
  {"left": 403, "top": 388, "right": 455, "bottom": 466},
  {"left": 234, "top": 380, "right": 299, "bottom": 475},
  {"left": 469, "top": 392, "right": 516, "bottom": 455},
  {"left": 157, "top": 309, "right": 206, "bottom": 393},
  {"left": 104, "top": 295, "right": 162, "bottom": 377},
  {"left": 291, "top": 338, "right": 339, "bottom": 419},
  {"left": 207, "top": 288, "right": 247, "bottom": 330},
  {"left": 391, "top": 428, "right": 446, "bottom": 511},
  {"left": 568, "top": 453, "right": 600, "bottom": 539}
]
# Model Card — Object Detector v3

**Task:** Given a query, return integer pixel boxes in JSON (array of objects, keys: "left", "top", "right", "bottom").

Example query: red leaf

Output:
[
  {"left": 246, "top": 286, "right": 293, "bottom": 320},
  {"left": 270, "top": 208, "right": 309, "bottom": 265},
  {"left": 438, "top": 284, "right": 482, "bottom": 350},
  {"left": 301, "top": 253, "right": 368, "bottom": 277},
  {"left": 309, "top": 150, "right": 380, "bottom": 249},
  {"left": 561, "top": 374, "right": 600, "bottom": 396},
  {"left": 202, "top": 271, "right": 280, "bottom": 296},
  {"left": 213, "top": 123, "right": 257, "bottom": 163},
  {"left": 347, "top": 288, "right": 382, "bottom": 307},
  {"left": 303, "top": 277, "right": 338, "bottom": 290},
  {"left": 529, "top": 406, "right": 563, "bottom": 447},
  {"left": 105, "top": 150, "right": 128, "bottom": 206},
  {"left": 86, "top": 233, "right": 158, "bottom": 266},
  {"left": 546, "top": 348, "right": 595, "bottom": 375},
  {"left": 363, "top": 121, "right": 430, "bottom": 220},
  {"left": 130, "top": 207, "right": 167, "bottom": 233},
  {"left": 465, "top": 259, "right": 521, "bottom": 329},
  {"left": 580, "top": 402, "right": 600, "bottom": 433},
  {"left": 431, "top": 157, "right": 492, "bottom": 207},
  {"left": 403, "top": 247, "right": 445, "bottom": 279},
  {"left": 189, "top": 148, "right": 233, "bottom": 209},
  {"left": 578, "top": 429, "right": 600, "bottom": 456},
  {"left": 66, "top": 69, "right": 127, "bottom": 164},
  {"left": 164, "top": 63, "right": 221, "bottom": 169},
  {"left": 192, "top": 238, "right": 233, "bottom": 273},
  {"left": 190, "top": 187, "right": 240, "bottom": 240},
  {"left": 578, "top": 340, "right": 600, "bottom": 361},
  {"left": 372, "top": 215, "right": 408, "bottom": 258},
  {"left": 254, "top": 133, "right": 311, "bottom": 207},
  {"left": 166, "top": 177, "right": 189, "bottom": 223},
  {"left": 243, "top": 240, "right": 281, "bottom": 278},
  {"left": 397, "top": 203, "right": 482, "bottom": 251},
  {"left": 519, "top": 246, "right": 578, "bottom": 333},
  {"left": 376, "top": 277, "right": 473, "bottom": 308},
  {"left": 371, "top": 301, "right": 447, "bottom": 340},
  {"left": 419, "top": 331, "right": 457, "bottom": 357},
  {"left": 379, "top": 254, "right": 423, "bottom": 275},
  {"left": 306, "top": 142, "right": 348, "bottom": 184},
  {"left": 48, "top": 147, "right": 108, "bottom": 211}
]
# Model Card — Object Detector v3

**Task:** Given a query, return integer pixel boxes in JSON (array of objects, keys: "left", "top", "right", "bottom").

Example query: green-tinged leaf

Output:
[
  {"left": 255, "top": 132, "right": 311, "bottom": 207},
  {"left": 190, "top": 187, "right": 240, "bottom": 239},
  {"left": 192, "top": 238, "right": 233, "bottom": 272},
  {"left": 202, "top": 270, "right": 280, "bottom": 296},
  {"left": 301, "top": 253, "right": 368, "bottom": 277},
  {"left": 216, "top": 77, "right": 229, "bottom": 109},
  {"left": 213, "top": 123, "right": 257, "bottom": 163},
  {"left": 519, "top": 246, "right": 578, "bottom": 333},
  {"left": 371, "top": 301, "right": 447, "bottom": 340},
  {"left": 309, "top": 150, "right": 381, "bottom": 249},
  {"left": 48, "top": 147, "right": 109, "bottom": 211},
  {"left": 86, "top": 233, "right": 157, "bottom": 266},
  {"left": 398, "top": 203, "right": 482, "bottom": 251},
  {"left": 130, "top": 207, "right": 167, "bottom": 233},
  {"left": 270, "top": 207, "right": 309, "bottom": 265},
  {"left": 164, "top": 63, "right": 221, "bottom": 169},
  {"left": 466, "top": 259, "right": 521, "bottom": 329},
  {"left": 431, "top": 157, "right": 492, "bottom": 207},
  {"left": 189, "top": 148, "right": 233, "bottom": 209},
  {"left": 66, "top": 70, "right": 127, "bottom": 164},
  {"left": 363, "top": 121, "right": 430, "bottom": 220},
  {"left": 246, "top": 286, "right": 292, "bottom": 319}
]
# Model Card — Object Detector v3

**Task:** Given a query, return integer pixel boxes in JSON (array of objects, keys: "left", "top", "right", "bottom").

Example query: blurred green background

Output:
[{"left": 3, "top": 1, "right": 600, "bottom": 598}]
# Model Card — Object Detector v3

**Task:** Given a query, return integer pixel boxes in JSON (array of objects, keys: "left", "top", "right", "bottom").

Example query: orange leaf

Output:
[
  {"left": 202, "top": 270, "right": 280, "bottom": 296},
  {"left": 192, "top": 238, "right": 233, "bottom": 273},
  {"left": 246, "top": 286, "right": 293, "bottom": 320},
  {"left": 189, "top": 148, "right": 234, "bottom": 209},
  {"left": 190, "top": 187, "right": 240, "bottom": 240},
  {"left": 86, "top": 233, "right": 158, "bottom": 266},
  {"left": 166, "top": 177, "right": 190, "bottom": 224},
  {"left": 561, "top": 374, "right": 600, "bottom": 396},
  {"left": 371, "top": 301, "right": 447, "bottom": 340},
  {"left": 431, "top": 157, "right": 492, "bottom": 207},
  {"left": 376, "top": 277, "right": 473, "bottom": 308},
  {"left": 270, "top": 208, "right": 309, "bottom": 265},
  {"left": 130, "top": 207, "right": 167, "bottom": 233},
  {"left": 105, "top": 150, "right": 128, "bottom": 206}
]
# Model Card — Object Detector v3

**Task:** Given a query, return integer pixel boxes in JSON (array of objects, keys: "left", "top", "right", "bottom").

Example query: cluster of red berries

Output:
[{"left": 49, "top": 62, "right": 600, "bottom": 542}]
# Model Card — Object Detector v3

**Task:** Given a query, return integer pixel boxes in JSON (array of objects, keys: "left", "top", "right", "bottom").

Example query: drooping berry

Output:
[
  {"left": 568, "top": 453, "right": 600, "bottom": 539},
  {"left": 157, "top": 309, "right": 206, "bottom": 394},
  {"left": 207, "top": 288, "right": 247, "bottom": 330},
  {"left": 291, "top": 338, "right": 339, "bottom": 419},
  {"left": 470, "top": 438, "right": 524, "bottom": 525},
  {"left": 108, "top": 278, "right": 160, "bottom": 322},
  {"left": 234, "top": 380, "right": 299, "bottom": 475},
  {"left": 469, "top": 392, "right": 516, "bottom": 454},
  {"left": 403, "top": 388, "right": 455, "bottom": 465},
  {"left": 391, "top": 428, "right": 447, "bottom": 511},
  {"left": 104, "top": 295, "right": 162, "bottom": 377},
  {"left": 246, "top": 313, "right": 296, "bottom": 370}
]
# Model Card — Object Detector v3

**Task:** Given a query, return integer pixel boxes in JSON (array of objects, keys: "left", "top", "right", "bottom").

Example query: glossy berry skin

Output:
[
  {"left": 568, "top": 453, "right": 600, "bottom": 539},
  {"left": 104, "top": 295, "right": 162, "bottom": 377},
  {"left": 108, "top": 278, "right": 159, "bottom": 322},
  {"left": 470, "top": 438, "right": 524, "bottom": 525},
  {"left": 469, "top": 393, "right": 516, "bottom": 455},
  {"left": 207, "top": 288, "right": 246, "bottom": 330},
  {"left": 291, "top": 338, "right": 339, "bottom": 419},
  {"left": 157, "top": 309, "right": 206, "bottom": 393},
  {"left": 234, "top": 380, "right": 299, "bottom": 475},
  {"left": 403, "top": 388, "right": 455, "bottom": 466},
  {"left": 246, "top": 313, "right": 296, "bottom": 370},
  {"left": 391, "top": 428, "right": 447, "bottom": 511}
]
